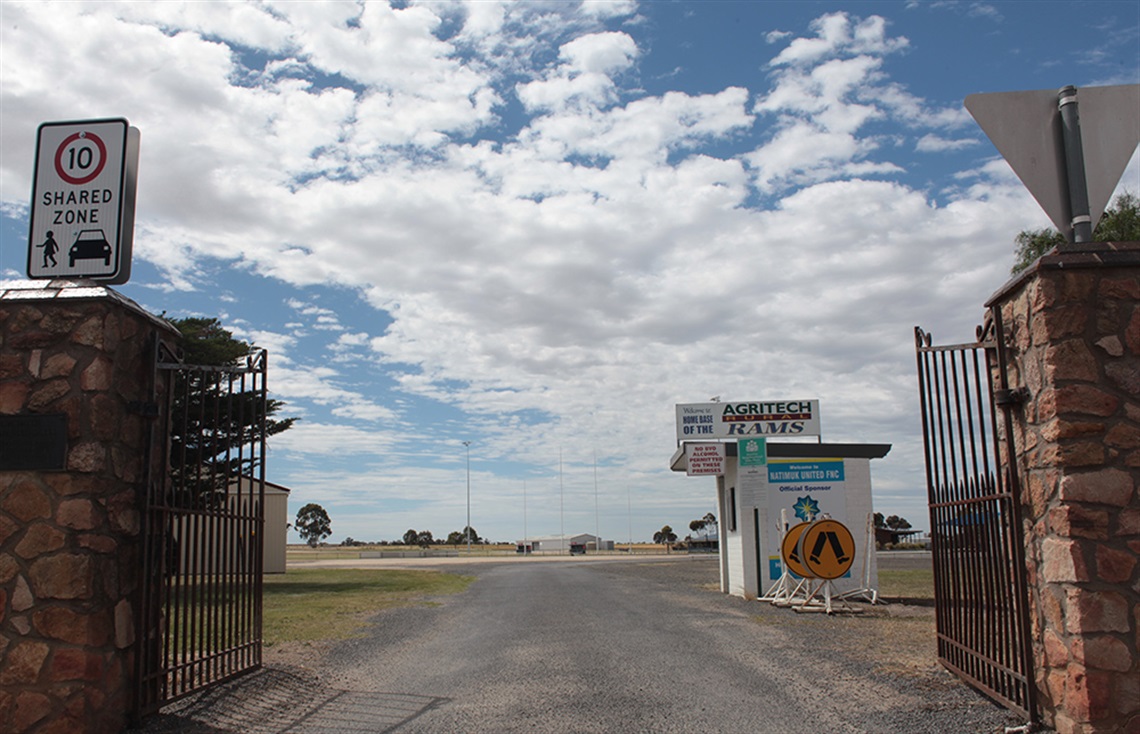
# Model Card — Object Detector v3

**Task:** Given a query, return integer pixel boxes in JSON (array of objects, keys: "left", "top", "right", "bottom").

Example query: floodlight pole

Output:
[
  {"left": 627, "top": 484, "right": 633, "bottom": 550},
  {"left": 463, "top": 441, "right": 472, "bottom": 553},
  {"left": 559, "top": 447, "right": 565, "bottom": 554},
  {"left": 594, "top": 449, "right": 599, "bottom": 553}
]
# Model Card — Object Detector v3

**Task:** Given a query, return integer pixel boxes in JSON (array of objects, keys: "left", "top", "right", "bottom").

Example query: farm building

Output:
[
  {"left": 170, "top": 476, "right": 291, "bottom": 574},
  {"left": 515, "top": 533, "right": 613, "bottom": 554},
  {"left": 244, "top": 477, "right": 290, "bottom": 573}
]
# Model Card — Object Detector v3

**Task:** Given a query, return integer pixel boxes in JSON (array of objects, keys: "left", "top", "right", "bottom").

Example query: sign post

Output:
[{"left": 27, "top": 118, "right": 140, "bottom": 285}]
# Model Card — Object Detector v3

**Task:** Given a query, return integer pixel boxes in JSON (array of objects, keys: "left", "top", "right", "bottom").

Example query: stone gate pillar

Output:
[
  {"left": 1, "top": 280, "right": 179, "bottom": 734},
  {"left": 986, "top": 241, "right": 1140, "bottom": 734}
]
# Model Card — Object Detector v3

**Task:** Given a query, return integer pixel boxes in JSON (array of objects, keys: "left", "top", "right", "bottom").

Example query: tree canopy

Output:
[
  {"left": 173, "top": 316, "right": 254, "bottom": 365},
  {"left": 166, "top": 317, "right": 296, "bottom": 505},
  {"left": 1011, "top": 192, "right": 1140, "bottom": 274},
  {"left": 688, "top": 513, "right": 717, "bottom": 539},
  {"left": 446, "top": 526, "right": 481, "bottom": 545},
  {"left": 296, "top": 503, "right": 331, "bottom": 547},
  {"left": 169, "top": 316, "right": 296, "bottom": 437},
  {"left": 884, "top": 515, "right": 912, "bottom": 531},
  {"left": 874, "top": 513, "right": 912, "bottom": 531},
  {"left": 653, "top": 525, "right": 677, "bottom": 545}
]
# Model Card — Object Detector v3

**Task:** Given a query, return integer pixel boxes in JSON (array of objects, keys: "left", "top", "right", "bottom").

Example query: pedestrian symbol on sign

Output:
[
  {"left": 36, "top": 231, "right": 60, "bottom": 268},
  {"left": 780, "top": 522, "right": 814, "bottom": 579},
  {"left": 798, "top": 519, "right": 855, "bottom": 580}
]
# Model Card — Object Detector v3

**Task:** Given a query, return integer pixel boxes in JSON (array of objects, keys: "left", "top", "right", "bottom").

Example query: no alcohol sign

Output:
[{"left": 27, "top": 118, "right": 140, "bottom": 285}]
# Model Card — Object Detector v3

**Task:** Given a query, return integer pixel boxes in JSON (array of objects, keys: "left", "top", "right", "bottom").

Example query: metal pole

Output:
[
  {"left": 1058, "top": 85, "right": 1093, "bottom": 244},
  {"left": 594, "top": 449, "right": 599, "bottom": 553},
  {"left": 463, "top": 441, "right": 471, "bottom": 553},
  {"left": 559, "top": 447, "right": 564, "bottom": 554},
  {"left": 627, "top": 484, "right": 632, "bottom": 551}
]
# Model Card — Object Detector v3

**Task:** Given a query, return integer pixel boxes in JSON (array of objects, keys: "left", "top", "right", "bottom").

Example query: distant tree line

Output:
[{"left": 332, "top": 526, "right": 490, "bottom": 548}]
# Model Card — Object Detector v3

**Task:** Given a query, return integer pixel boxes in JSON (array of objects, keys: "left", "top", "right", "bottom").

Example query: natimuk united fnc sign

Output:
[{"left": 675, "top": 400, "right": 820, "bottom": 442}]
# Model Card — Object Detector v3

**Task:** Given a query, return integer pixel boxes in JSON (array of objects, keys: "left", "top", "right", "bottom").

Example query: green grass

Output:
[
  {"left": 262, "top": 568, "right": 473, "bottom": 645},
  {"left": 877, "top": 569, "right": 934, "bottom": 600}
]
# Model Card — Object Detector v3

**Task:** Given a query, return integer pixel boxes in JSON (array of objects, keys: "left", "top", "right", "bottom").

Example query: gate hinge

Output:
[
  {"left": 128, "top": 401, "right": 160, "bottom": 418},
  {"left": 993, "top": 387, "right": 1030, "bottom": 407}
]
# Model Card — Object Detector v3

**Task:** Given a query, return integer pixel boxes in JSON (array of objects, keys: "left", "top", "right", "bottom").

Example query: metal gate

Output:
[
  {"left": 135, "top": 340, "right": 268, "bottom": 717},
  {"left": 914, "top": 309, "right": 1037, "bottom": 723}
]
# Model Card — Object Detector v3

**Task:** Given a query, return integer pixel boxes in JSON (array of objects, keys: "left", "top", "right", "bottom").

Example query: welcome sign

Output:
[
  {"left": 675, "top": 400, "right": 820, "bottom": 441},
  {"left": 766, "top": 458, "right": 848, "bottom": 580}
]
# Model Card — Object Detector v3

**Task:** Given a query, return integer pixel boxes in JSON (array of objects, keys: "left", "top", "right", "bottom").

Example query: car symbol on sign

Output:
[{"left": 69, "top": 229, "right": 112, "bottom": 267}]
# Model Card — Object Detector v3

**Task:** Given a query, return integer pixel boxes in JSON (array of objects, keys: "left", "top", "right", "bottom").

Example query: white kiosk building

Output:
[{"left": 671, "top": 401, "right": 890, "bottom": 600}]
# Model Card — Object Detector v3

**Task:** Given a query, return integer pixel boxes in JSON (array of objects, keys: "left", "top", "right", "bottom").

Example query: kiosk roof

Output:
[{"left": 669, "top": 441, "right": 891, "bottom": 472}]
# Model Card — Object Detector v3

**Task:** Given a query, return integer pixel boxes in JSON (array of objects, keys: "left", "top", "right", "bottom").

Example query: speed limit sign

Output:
[
  {"left": 54, "top": 130, "right": 110, "bottom": 185},
  {"left": 27, "top": 118, "right": 139, "bottom": 285}
]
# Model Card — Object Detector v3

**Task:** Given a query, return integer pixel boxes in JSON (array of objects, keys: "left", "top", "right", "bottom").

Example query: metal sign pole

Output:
[
  {"left": 1058, "top": 86, "right": 1093, "bottom": 243},
  {"left": 760, "top": 509, "right": 793, "bottom": 603},
  {"left": 837, "top": 512, "right": 879, "bottom": 604}
]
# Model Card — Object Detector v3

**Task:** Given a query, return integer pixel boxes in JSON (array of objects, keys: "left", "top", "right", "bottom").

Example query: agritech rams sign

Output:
[{"left": 675, "top": 400, "right": 820, "bottom": 442}]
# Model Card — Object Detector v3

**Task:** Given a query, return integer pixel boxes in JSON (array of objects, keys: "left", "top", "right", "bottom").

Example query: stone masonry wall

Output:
[
  {"left": 0, "top": 282, "right": 179, "bottom": 734},
  {"left": 987, "top": 241, "right": 1140, "bottom": 734}
]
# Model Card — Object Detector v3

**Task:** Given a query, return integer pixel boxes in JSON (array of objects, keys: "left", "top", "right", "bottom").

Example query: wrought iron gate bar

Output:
[
  {"left": 914, "top": 320, "right": 1037, "bottom": 723},
  {"left": 928, "top": 489, "right": 1008, "bottom": 507},
  {"left": 135, "top": 344, "right": 268, "bottom": 718}
]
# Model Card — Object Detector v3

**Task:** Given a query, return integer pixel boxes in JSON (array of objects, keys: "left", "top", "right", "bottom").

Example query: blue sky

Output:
[{"left": 2, "top": 1, "right": 1138, "bottom": 544}]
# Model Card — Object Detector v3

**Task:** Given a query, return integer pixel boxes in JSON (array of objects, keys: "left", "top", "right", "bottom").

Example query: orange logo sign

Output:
[{"left": 798, "top": 519, "right": 855, "bottom": 580}]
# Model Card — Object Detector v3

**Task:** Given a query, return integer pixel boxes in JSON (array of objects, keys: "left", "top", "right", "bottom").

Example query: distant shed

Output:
[
  {"left": 226, "top": 478, "right": 289, "bottom": 576},
  {"left": 171, "top": 477, "right": 290, "bottom": 574},
  {"left": 515, "top": 533, "right": 612, "bottom": 553},
  {"left": 246, "top": 477, "right": 290, "bottom": 573}
]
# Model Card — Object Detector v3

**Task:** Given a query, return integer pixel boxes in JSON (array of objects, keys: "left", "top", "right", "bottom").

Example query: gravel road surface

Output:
[{"left": 135, "top": 554, "right": 1024, "bottom": 733}]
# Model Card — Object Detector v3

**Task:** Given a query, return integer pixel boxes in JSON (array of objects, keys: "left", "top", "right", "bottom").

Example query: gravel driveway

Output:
[{"left": 132, "top": 555, "right": 1025, "bottom": 733}]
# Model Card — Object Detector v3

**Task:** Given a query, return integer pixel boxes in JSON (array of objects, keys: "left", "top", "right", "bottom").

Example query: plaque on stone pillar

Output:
[{"left": 0, "top": 414, "right": 68, "bottom": 470}]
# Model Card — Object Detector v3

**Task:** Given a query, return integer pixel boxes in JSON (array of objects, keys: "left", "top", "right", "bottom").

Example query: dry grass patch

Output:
[
  {"left": 750, "top": 567, "right": 940, "bottom": 676},
  {"left": 878, "top": 568, "right": 935, "bottom": 602},
  {"left": 263, "top": 568, "right": 472, "bottom": 646},
  {"left": 842, "top": 614, "right": 939, "bottom": 676}
]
